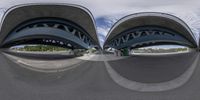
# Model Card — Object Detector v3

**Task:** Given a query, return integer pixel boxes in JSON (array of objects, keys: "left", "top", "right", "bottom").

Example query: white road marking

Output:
[{"left": 104, "top": 54, "right": 199, "bottom": 92}]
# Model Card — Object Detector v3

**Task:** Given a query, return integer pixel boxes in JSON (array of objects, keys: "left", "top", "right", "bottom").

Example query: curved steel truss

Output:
[
  {"left": 2, "top": 18, "right": 96, "bottom": 49},
  {"left": 105, "top": 26, "right": 193, "bottom": 49}
]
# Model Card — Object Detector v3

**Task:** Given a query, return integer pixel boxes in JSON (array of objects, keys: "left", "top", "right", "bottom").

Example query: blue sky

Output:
[{"left": 0, "top": 0, "right": 200, "bottom": 47}]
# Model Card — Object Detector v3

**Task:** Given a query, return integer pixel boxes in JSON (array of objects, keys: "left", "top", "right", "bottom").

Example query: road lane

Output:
[
  {"left": 0, "top": 52, "right": 200, "bottom": 100},
  {"left": 108, "top": 52, "right": 197, "bottom": 83},
  {"left": 3, "top": 52, "right": 85, "bottom": 73}
]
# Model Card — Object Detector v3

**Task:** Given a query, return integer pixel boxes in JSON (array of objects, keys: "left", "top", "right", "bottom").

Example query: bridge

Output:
[
  {"left": 0, "top": 4, "right": 100, "bottom": 49},
  {"left": 0, "top": 3, "right": 200, "bottom": 100},
  {"left": 104, "top": 12, "right": 198, "bottom": 50}
]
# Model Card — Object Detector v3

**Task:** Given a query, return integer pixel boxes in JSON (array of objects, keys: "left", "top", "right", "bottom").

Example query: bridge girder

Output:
[
  {"left": 0, "top": 4, "right": 100, "bottom": 49},
  {"left": 2, "top": 19, "right": 94, "bottom": 49},
  {"left": 105, "top": 26, "right": 193, "bottom": 49},
  {"left": 3, "top": 38, "right": 75, "bottom": 49},
  {"left": 104, "top": 12, "right": 198, "bottom": 49}
]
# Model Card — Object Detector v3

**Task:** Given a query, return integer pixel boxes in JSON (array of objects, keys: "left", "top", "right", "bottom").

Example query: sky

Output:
[{"left": 0, "top": 0, "right": 200, "bottom": 47}]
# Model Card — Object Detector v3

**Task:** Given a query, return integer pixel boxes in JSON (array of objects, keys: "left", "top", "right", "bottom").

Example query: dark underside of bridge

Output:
[{"left": 2, "top": 38, "right": 81, "bottom": 49}]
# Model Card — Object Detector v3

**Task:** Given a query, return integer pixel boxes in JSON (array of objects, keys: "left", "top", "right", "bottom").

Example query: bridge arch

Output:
[
  {"left": 104, "top": 12, "right": 197, "bottom": 49},
  {"left": 0, "top": 3, "right": 100, "bottom": 49}
]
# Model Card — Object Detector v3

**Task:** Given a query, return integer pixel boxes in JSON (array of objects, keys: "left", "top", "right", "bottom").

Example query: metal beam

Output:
[
  {"left": 104, "top": 12, "right": 197, "bottom": 49},
  {"left": 2, "top": 18, "right": 97, "bottom": 49},
  {"left": 0, "top": 4, "right": 100, "bottom": 48},
  {"left": 3, "top": 27, "right": 91, "bottom": 49},
  {"left": 105, "top": 26, "right": 193, "bottom": 49}
]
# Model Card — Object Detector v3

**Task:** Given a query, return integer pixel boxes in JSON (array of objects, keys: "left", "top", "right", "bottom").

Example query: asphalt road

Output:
[
  {"left": 108, "top": 52, "right": 197, "bottom": 83},
  {"left": 0, "top": 52, "right": 200, "bottom": 100}
]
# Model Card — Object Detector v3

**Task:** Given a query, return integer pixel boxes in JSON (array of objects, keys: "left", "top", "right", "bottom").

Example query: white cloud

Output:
[
  {"left": 95, "top": 5, "right": 200, "bottom": 45},
  {"left": 0, "top": 0, "right": 200, "bottom": 45}
]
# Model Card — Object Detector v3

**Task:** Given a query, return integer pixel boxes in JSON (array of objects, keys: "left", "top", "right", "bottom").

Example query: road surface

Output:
[{"left": 0, "top": 51, "right": 200, "bottom": 100}]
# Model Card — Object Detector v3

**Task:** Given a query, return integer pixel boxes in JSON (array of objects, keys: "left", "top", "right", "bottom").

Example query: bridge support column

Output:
[
  {"left": 194, "top": 48, "right": 199, "bottom": 52},
  {"left": 128, "top": 48, "right": 131, "bottom": 56},
  {"left": 114, "top": 49, "right": 122, "bottom": 56},
  {"left": 121, "top": 48, "right": 130, "bottom": 56}
]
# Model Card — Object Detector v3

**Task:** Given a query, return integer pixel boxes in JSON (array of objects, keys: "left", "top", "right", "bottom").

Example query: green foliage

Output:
[{"left": 14, "top": 45, "right": 68, "bottom": 51}]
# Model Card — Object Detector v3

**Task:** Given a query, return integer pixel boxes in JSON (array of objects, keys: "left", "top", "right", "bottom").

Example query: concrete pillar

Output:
[
  {"left": 115, "top": 49, "right": 119, "bottom": 56},
  {"left": 114, "top": 49, "right": 117, "bottom": 56},
  {"left": 70, "top": 50, "right": 74, "bottom": 55},
  {"left": 195, "top": 48, "right": 199, "bottom": 52},
  {"left": 120, "top": 49, "right": 123, "bottom": 56},
  {"left": 128, "top": 48, "right": 131, "bottom": 56}
]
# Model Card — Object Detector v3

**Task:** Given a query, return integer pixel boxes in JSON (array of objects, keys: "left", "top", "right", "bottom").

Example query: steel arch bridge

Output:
[
  {"left": 104, "top": 12, "right": 198, "bottom": 50},
  {"left": 0, "top": 4, "right": 100, "bottom": 49}
]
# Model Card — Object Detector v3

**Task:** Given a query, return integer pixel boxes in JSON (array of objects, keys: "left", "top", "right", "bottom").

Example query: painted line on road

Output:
[
  {"left": 2, "top": 53, "right": 87, "bottom": 73},
  {"left": 17, "top": 60, "right": 87, "bottom": 73},
  {"left": 104, "top": 54, "right": 199, "bottom": 92}
]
